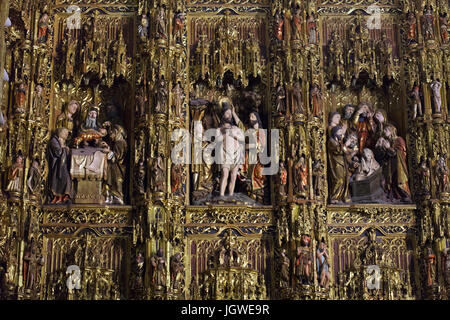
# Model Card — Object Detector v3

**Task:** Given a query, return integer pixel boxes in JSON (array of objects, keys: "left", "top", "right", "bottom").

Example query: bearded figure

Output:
[{"left": 81, "top": 106, "right": 100, "bottom": 131}]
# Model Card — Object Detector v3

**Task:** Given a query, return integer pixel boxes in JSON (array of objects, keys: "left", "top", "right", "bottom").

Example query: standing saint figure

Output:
[
  {"left": 292, "top": 81, "right": 304, "bottom": 115},
  {"left": 14, "top": 83, "right": 27, "bottom": 114},
  {"left": 295, "top": 235, "right": 312, "bottom": 285},
  {"left": 417, "top": 157, "right": 431, "bottom": 196},
  {"left": 151, "top": 250, "right": 167, "bottom": 289},
  {"left": 156, "top": 6, "right": 167, "bottom": 40},
  {"left": 47, "top": 127, "right": 72, "bottom": 204},
  {"left": 316, "top": 241, "right": 331, "bottom": 289},
  {"left": 138, "top": 14, "right": 149, "bottom": 40},
  {"left": 312, "top": 160, "right": 324, "bottom": 199},
  {"left": 244, "top": 111, "right": 267, "bottom": 198},
  {"left": 353, "top": 103, "right": 375, "bottom": 153},
  {"left": 422, "top": 6, "right": 435, "bottom": 41},
  {"left": 381, "top": 124, "right": 411, "bottom": 201},
  {"left": 435, "top": 154, "right": 449, "bottom": 194},
  {"left": 37, "top": 13, "right": 50, "bottom": 43},
  {"left": 151, "top": 155, "right": 166, "bottom": 193},
  {"left": 409, "top": 83, "right": 423, "bottom": 119},
  {"left": 56, "top": 100, "right": 79, "bottom": 138},
  {"left": 6, "top": 152, "right": 24, "bottom": 195},
  {"left": 170, "top": 253, "right": 184, "bottom": 290},
  {"left": 311, "top": 84, "right": 322, "bottom": 117},
  {"left": 293, "top": 153, "right": 308, "bottom": 199},
  {"left": 430, "top": 79, "right": 442, "bottom": 114},
  {"left": 274, "top": 11, "right": 284, "bottom": 42},
  {"left": 27, "top": 158, "right": 42, "bottom": 198},
  {"left": 33, "top": 85, "right": 44, "bottom": 116},
  {"left": 276, "top": 84, "right": 286, "bottom": 114},
  {"left": 280, "top": 249, "right": 290, "bottom": 288},
  {"left": 172, "top": 82, "right": 185, "bottom": 118},
  {"left": 155, "top": 76, "right": 168, "bottom": 114},
  {"left": 439, "top": 13, "right": 448, "bottom": 44},
  {"left": 277, "top": 162, "right": 288, "bottom": 196},
  {"left": 216, "top": 104, "right": 245, "bottom": 197},
  {"left": 191, "top": 104, "right": 215, "bottom": 201},
  {"left": 307, "top": 12, "right": 318, "bottom": 45},
  {"left": 291, "top": 7, "right": 303, "bottom": 41},
  {"left": 173, "top": 12, "right": 186, "bottom": 44},
  {"left": 328, "top": 125, "right": 351, "bottom": 204},
  {"left": 406, "top": 12, "right": 417, "bottom": 43},
  {"left": 135, "top": 86, "right": 147, "bottom": 117},
  {"left": 102, "top": 125, "right": 127, "bottom": 205},
  {"left": 171, "top": 163, "right": 183, "bottom": 196}
]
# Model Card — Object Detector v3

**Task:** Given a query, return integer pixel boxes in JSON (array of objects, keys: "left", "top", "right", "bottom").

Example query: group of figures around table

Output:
[
  {"left": 327, "top": 102, "right": 411, "bottom": 204},
  {"left": 48, "top": 100, "right": 127, "bottom": 205}
]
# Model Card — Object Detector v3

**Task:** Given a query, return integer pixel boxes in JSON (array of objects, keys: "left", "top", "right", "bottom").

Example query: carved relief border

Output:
[
  {"left": 187, "top": 205, "right": 273, "bottom": 223},
  {"left": 327, "top": 205, "right": 416, "bottom": 232}
]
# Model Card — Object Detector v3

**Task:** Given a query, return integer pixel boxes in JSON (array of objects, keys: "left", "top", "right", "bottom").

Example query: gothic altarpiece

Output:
[{"left": 0, "top": 0, "right": 449, "bottom": 300}]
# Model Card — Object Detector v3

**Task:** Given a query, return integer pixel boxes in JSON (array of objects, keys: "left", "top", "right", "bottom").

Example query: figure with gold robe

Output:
[
  {"left": 27, "top": 158, "right": 42, "bottom": 198},
  {"left": 102, "top": 125, "right": 127, "bottom": 205},
  {"left": 328, "top": 125, "right": 351, "bottom": 204},
  {"left": 376, "top": 124, "right": 411, "bottom": 202},
  {"left": 277, "top": 162, "right": 288, "bottom": 196},
  {"left": 191, "top": 104, "right": 215, "bottom": 201},
  {"left": 47, "top": 128, "right": 72, "bottom": 204}
]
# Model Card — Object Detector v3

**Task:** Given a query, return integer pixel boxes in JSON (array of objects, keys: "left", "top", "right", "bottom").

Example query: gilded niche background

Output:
[{"left": 0, "top": 0, "right": 449, "bottom": 300}]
